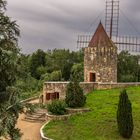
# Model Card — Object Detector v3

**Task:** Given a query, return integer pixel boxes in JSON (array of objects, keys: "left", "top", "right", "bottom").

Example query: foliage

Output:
[
  {"left": 41, "top": 73, "right": 51, "bottom": 81},
  {"left": 36, "top": 66, "right": 47, "bottom": 78},
  {"left": 117, "top": 51, "right": 140, "bottom": 82},
  {"left": 71, "top": 63, "right": 84, "bottom": 82},
  {"left": 16, "top": 74, "right": 39, "bottom": 92},
  {"left": 29, "top": 49, "right": 46, "bottom": 79},
  {"left": 43, "top": 87, "right": 140, "bottom": 140},
  {"left": 50, "top": 70, "right": 62, "bottom": 81},
  {"left": 0, "top": 0, "right": 23, "bottom": 139},
  {"left": 117, "top": 89, "right": 133, "bottom": 138},
  {"left": 47, "top": 100, "right": 66, "bottom": 115},
  {"left": 45, "top": 49, "right": 84, "bottom": 81},
  {"left": 15, "top": 54, "right": 41, "bottom": 99},
  {"left": 41, "top": 70, "right": 62, "bottom": 82},
  {"left": 15, "top": 74, "right": 40, "bottom": 99},
  {"left": 120, "top": 74, "right": 135, "bottom": 82},
  {"left": 65, "top": 75, "right": 86, "bottom": 108},
  {"left": 16, "top": 54, "right": 30, "bottom": 80}
]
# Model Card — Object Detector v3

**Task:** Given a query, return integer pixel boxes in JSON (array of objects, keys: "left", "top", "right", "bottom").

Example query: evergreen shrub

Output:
[
  {"left": 65, "top": 75, "right": 86, "bottom": 108},
  {"left": 117, "top": 89, "right": 133, "bottom": 138}
]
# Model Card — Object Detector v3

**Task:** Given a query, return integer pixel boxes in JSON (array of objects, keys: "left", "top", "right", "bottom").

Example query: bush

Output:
[
  {"left": 47, "top": 100, "right": 66, "bottom": 115},
  {"left": 117, "top": 89, "right": 133, "bottom": 138},
  {"left": 65, "top": 76, "right": 86, "bottom": 108}
]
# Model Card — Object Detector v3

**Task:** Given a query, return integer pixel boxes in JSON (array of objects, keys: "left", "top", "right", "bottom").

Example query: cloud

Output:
[{"left": 6, "top": 0, "right": 140, "bottom": 54}]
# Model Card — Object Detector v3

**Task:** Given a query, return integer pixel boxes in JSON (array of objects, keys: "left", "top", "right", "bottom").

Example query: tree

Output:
[
  {"left": 65, "top": 74, "right": 86, "bottom": 108},
  {"left": 117, "top": 51, "right": 139, "bottom": 82},
  {"left": 45, "top": 49, "right": 84, "bottom": 81},
  {"left": 0, "top": 0, "right": 23, "bottom": 139},
  {"left": 117, "top": 89, "right": 133, "bottom": 138},
  {"left": 40, "top": 70, "right": 62, "bottom": 82},
  {"left": 30, "top": 49, "right": 46, "bottom": 79},
  {"left": 71, "top": 63, "right": 84, "bottom": 82},
  {"left": 62, "top": 61, "right": 73, "bottom": 81},
  {"left": 50, "top": 70, "right": 62, "bottom": 81},
  {"left": 16, "top": 54, "right": 30, "bottom": 80}
]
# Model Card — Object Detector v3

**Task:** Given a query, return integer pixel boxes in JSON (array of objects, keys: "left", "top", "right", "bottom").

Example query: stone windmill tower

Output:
[{"left": 84, "top": 22, "right": 117, "bottom": 83}]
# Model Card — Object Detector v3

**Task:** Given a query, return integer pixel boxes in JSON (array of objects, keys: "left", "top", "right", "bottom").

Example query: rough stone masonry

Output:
[{"left": 84, "top": 22, "right": 117, "bottom": 83}]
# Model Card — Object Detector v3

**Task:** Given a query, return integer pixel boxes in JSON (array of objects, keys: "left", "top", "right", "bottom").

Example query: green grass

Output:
[{"left": 43, "top": 86, "right": 140, "bottom": 140}]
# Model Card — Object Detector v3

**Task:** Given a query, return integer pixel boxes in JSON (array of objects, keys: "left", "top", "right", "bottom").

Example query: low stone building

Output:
[{"left": 84, "top": 22, "right": 117, "bottom": 82}]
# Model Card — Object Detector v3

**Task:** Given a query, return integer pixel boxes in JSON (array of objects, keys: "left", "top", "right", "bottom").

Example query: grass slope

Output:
[{"left": 43, "top": 87, "right": 140, "bottom": 140}]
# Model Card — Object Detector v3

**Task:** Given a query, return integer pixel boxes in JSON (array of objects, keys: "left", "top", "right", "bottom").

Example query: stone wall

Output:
[
  {"left": 42, "top": 82, "right": 140, "bottom": 103},
  {"left": 84, "top": 46, "right": 117, "bottom": 83},
  {"left": 43, "top": 82, "right": 97, "bottom": 103},
  {"left": 43, "top": 82, "right": 69, "bottom": 103},
  {"left": 97, "top": 82, "right": 140, "bottom": 90}
]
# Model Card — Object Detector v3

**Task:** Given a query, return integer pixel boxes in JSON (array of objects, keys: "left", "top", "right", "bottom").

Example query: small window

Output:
[
  {"left": 90, "top": 73, "right": 96, "bottom": 82},
  {"left": 46, "top": 93, "right": 50, "bottom": 100},
  {"left": 49, "top": 92, "right": 59, "bottom": 100}
]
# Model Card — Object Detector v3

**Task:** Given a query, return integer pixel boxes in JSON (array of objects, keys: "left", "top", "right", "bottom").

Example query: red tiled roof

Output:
[{"left": 88, "top": 22, "right": 114, "bottom": 47}]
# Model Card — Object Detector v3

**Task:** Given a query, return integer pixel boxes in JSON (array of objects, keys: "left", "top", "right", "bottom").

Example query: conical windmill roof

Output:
[{"left": 88, "top": 22, "right": 114, "bottom": 47}]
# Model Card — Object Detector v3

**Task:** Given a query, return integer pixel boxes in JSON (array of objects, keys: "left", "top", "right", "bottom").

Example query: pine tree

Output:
[
  {"left": 65, "top": 74, "right": 86, "bottom": 108},
  {"left": 117, "top": 89, "right": 133, "bottom": 138}
]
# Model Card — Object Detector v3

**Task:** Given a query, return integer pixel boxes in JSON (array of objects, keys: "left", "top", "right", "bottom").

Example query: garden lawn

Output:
[{"left": 43, "top": 86, "right": 140, "bottom": 140}]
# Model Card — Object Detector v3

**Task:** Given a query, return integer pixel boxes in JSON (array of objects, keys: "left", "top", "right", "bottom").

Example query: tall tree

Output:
[
  {"left": 0, "top": 0, "right": 22, "bottom": 139},
  {"left": 30, "top": 49, "right": 46, "bottom": 79}
]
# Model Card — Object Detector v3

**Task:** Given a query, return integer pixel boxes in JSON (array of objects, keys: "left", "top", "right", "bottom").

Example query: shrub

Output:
[
  {"left": 117, "top": 89, "right": 133, "bottom": 138},
  {"left": 65, "top": 75, "right": 86, "bottom": 108},
  {"left": 47, "top": 100, "right": 66, "bottom": 115}
]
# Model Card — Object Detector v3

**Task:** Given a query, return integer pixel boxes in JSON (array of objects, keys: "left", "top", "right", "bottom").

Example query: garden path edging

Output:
[
  {"left": 46, "top": 113, "right": 71, "bottom": 121},
  {"left": 40, "top": 120, "right": 53, "bottom": 140}
]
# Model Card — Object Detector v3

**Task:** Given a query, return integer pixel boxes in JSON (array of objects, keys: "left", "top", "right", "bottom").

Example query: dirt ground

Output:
[
  {"left": 16, "top": 99, "right": 43, "bottom": 140},
  {"left": 16, "top": 114, "right": 43, "bottom": 140}
]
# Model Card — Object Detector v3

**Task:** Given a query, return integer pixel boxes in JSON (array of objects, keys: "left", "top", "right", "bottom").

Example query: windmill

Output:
[{"left": 77, "top": 0, "right": 140, "bottom": 53}]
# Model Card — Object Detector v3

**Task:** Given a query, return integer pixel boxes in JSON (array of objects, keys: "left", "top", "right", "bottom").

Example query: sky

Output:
[{"left": 6, "top": 0, "right": 140, "bottom": 54}]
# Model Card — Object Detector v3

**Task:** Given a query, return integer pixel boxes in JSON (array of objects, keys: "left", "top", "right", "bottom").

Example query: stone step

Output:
[
  {"left": 26, "top": 115, "right": 44, "bottom": 119},
  {"left": 25, "top": 115, "right": 44, "bottom": 120},
  {"left": 24, "top": 116, "right": 45, "bottom": 121},
  {"left": 24, "top": 109, "right": 47, "bottom": 123},
  {"left": 26, "top": 113, "right": 45, "bottom": 117},
  {"left": 22, "top": 118, "right": 45, "bottom": 122}
]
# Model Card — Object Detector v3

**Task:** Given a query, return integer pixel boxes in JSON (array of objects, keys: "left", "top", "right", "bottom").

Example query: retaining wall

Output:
[{"left": 43, "top": 82, "right": 140, "bottom": 103}]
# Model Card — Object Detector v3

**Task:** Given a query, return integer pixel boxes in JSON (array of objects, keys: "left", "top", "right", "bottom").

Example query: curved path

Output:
[
  {"left": 16, "top": 99, "right": 45, "bottom": 140},
  {"left": 17, "top": 114, "right": 43, "bottom": 140}
]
